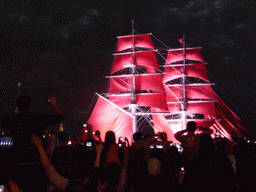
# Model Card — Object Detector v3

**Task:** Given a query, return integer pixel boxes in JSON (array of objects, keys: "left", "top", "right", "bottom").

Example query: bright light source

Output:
[{"left": 156, "top": 145, "right": 163, "bottom": 149}]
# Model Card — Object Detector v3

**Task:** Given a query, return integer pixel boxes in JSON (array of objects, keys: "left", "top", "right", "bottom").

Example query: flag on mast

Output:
[{"left": 179, "top": 39, "right": 184, "bottom": 44}]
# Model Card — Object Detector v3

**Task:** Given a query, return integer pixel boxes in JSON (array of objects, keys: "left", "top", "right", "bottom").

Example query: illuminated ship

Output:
[{"left": 85, "top": 24, "right": 247, "bottom": 142}]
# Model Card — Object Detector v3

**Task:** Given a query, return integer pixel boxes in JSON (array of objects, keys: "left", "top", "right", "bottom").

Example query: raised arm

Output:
[
  {"left": 95, "top": 130, "right": 102, "bottom": 143},
  {"left": 48, "top": 96, "right": 63, "bottom": 115},
  {"left": 45, "top": 132, "right": 56, "bottom": 158},
  {"left": 117, "top": 143, "right": 129, "bottom": 191},
  {"left": 73, "top": 129, "right": 86, "bottom": 146},
  {"left": 174, "top": 130, "right": 187, "bottom": 142},
  {"left": 94, "top": 140, "right": 103, "bottom": 167},
  {"left": 124, "top": 137, "right": 130, "bottom": 148},
  {"left": 30, "top": 134, "right": 69, "bottom": 191},
  {"left": 86, "top": 123, "right": 93, "bottom": 140},
  {"left": 159, "top": 132, "right": 169, "bottom": 152},
  {"left": 198, "top": 126, "right": 213, "bottom": 136}
]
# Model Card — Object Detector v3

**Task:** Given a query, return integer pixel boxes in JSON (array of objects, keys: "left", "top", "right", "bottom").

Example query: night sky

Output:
[{"left": 0, "top": 0, "right": 255, "bottom": 137}]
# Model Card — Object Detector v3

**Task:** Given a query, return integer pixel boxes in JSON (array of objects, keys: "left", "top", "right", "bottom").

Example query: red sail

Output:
[
  {"left": 111, "top": 54, "right": 133, "bottom": 75},
  {"left": 214, "top": 113, "right": 241, "bottom": 138},
  {"left": 135, "top": 51, "right": 160, "bottom": 71},
  {"left": 135, "top": 74, "right": 165, "bottom": 92},
  {"left": 166, "top": 84, "right": 214, "bottom": 100},
  {"left": 167, "top": 101, "right": 216, "bottom": 117},
  {"left": 109, "top": 93, "right": 168, "bottom": 111},
  {"left": 207, "top": 113, "right": 241, "bottom": 141},
  {"left": 87, "top": 95, "right": 133, "bottom": 143},
  {"left": 164, "top": 83, "right": 180, "bottom": 103},
  {"left": 185, "top": 85, "right": 214, "bottom": 100},
  {"left": 108, "top": 74, "right": 165, "bottom": 93},
  {"left": 108, "top": 76, "right": 132, "bottom": 93},
  {"left": 163, "top": 64, "right": 210, "bottom": 83},
  {"left": 116, "top": 34, "right": 155, "bottom": 53},
  {"left": 111, "top": 51, "right": 160, "bottom": 75},
  {"left": 137, "top": 93, "right": 168, "bottom": 111},
  {"left": 187, "top": 101, "right": 216, "bottom": 117},
  {"left": 166, "top": 102, "right": 181, "bottom": 114},
  {"left": 212, "top": 91, "right": 248, "bottom": 134},
  {"left": 165, "top": 47, "right": 205, "bottom": 64},
  {"left": 108, "top": 95, "right": 131, "bottom": 109},
  {"left": 151, "top": 107, "right": 179, "bottom": 143}
]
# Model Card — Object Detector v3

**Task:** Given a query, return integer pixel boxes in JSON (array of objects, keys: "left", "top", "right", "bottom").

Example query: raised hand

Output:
[
  {"left": 94, "top": 141, "right": 103, "bottom": 154},
  {"left": 7, "top": 181, "right": 22, "bottom": 192},
  {"left": 94, "top": 141, "right": 104, "bottom": 168},
  {"left": 30, "top": 134, "right": 42, "bottom": 148},
  {"left": 48, "top": 96, "right": 57, "bottom": 107},
  {"left": 122, "top": 137, "right": 130, "bottom": 147},
  {"left": 118, "top": 137, "right": 122, "bottom": 144},
  {"left": 86, "top": 123, "right": 92, "bottom": 131},
  {"left": 123, "top": 136, "right": 128, "bottom": 142},
  {"left": 95, "top": 130, "right": 100, "bottom": 139},
  {"left": 160, "top": 132, "right": 167, "bottom": 142}
]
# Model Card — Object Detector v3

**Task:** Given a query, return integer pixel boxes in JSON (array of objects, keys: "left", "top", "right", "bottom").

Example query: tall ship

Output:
[{"left": 85, "top": 24, "right": 247, "bottom": 142}]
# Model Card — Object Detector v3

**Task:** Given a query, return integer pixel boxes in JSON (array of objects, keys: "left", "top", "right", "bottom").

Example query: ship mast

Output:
[
  {"left": 131, "top": 20, "right": 137, "bottom": 133},
  {"left": 181, "top": 35, "right": 187, "bottom": 130}
]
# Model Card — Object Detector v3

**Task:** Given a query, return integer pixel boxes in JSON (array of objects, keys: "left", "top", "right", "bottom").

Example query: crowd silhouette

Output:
[{"left": 0, "top": 95, "right": 256, "bottom": 191}]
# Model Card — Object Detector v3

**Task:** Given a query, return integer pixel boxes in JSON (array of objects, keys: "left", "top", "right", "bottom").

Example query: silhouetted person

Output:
[
  {"left": 1, "top": 95, "right": 64, "bottom": 191},
  {"left": 130, "top": 131, "right": 154, "bottom": 160},
  {"left": 101, "top": 131, "right": 121, "bottom": 167},
  {"left": 71, "top": 125, "right": 100, "bottom": 181},
  {"left": 174, "top": 121, "right": 213, "bottom": 161},
  {"left": 183, "top": 134, "right": 235, "bottom": 191},
  {"left": 51, "top": 131, "right": 73, "bottom": 179}
]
